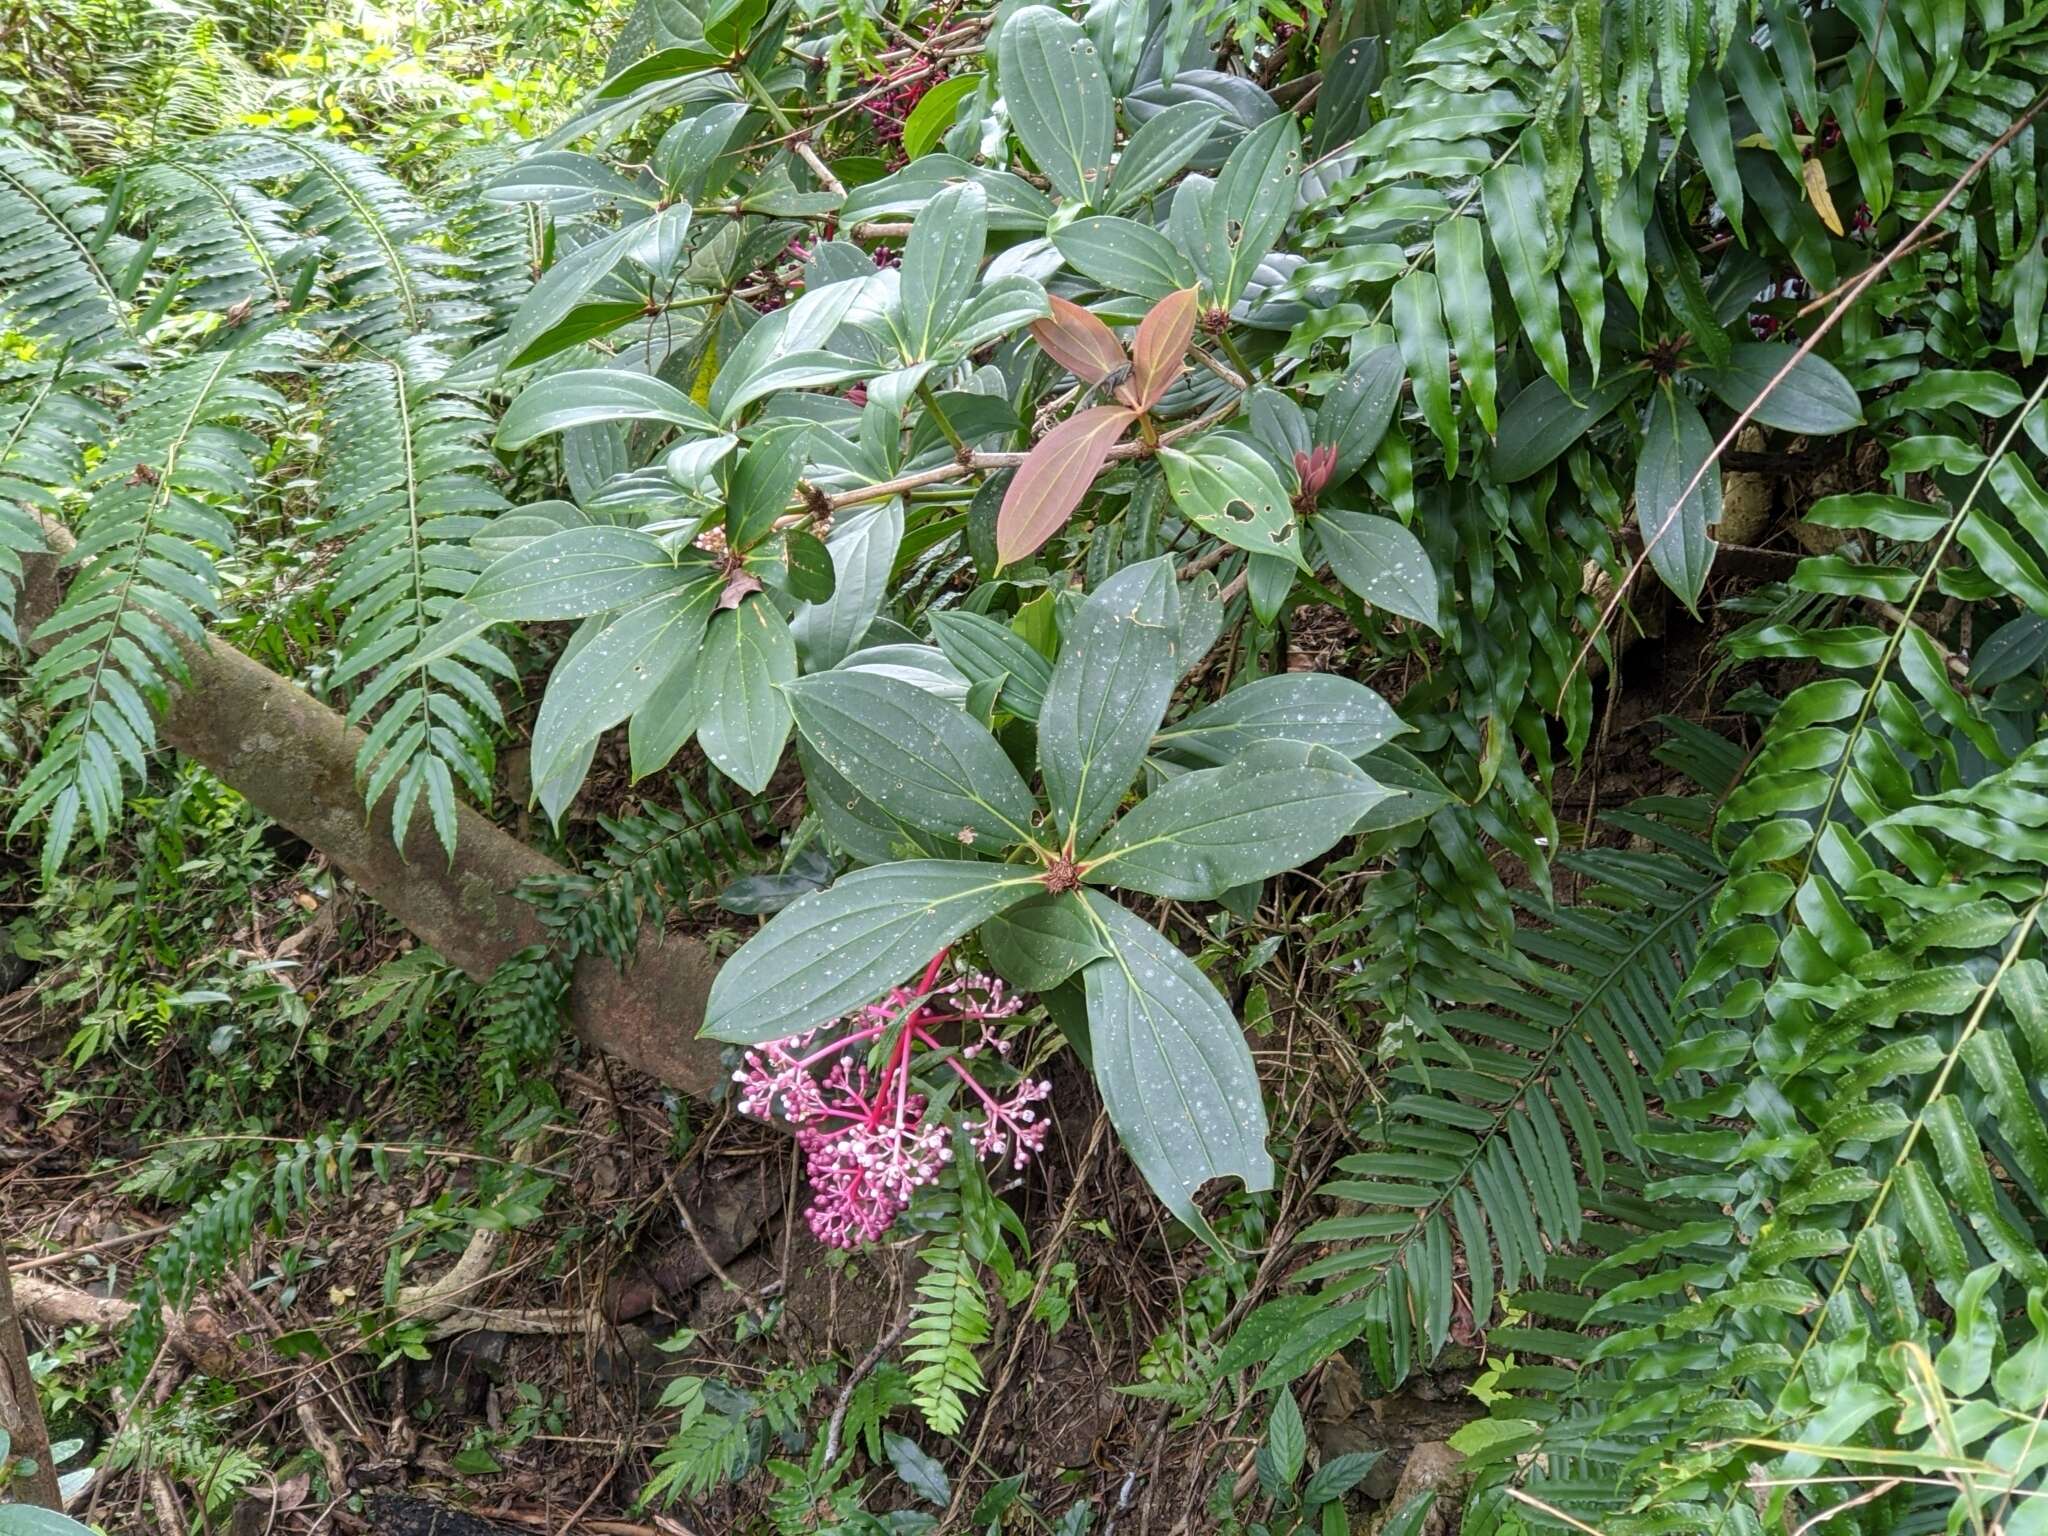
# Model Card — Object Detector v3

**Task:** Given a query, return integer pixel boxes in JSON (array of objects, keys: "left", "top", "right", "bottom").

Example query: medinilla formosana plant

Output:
[
  {"left": 15, "top": 0, "right": 2048, "bottom": 1527},
  {"left": 704, "top": 555, "right": 1397, "bottom": 1240}
]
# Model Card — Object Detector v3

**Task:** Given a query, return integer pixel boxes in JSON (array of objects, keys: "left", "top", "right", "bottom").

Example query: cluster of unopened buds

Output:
[
  {"left": 732, "top": 951, "right": 1050, "bottom": 1248},
  {"left": 860, "top": 65, "right": 946, "bottom": 162}
]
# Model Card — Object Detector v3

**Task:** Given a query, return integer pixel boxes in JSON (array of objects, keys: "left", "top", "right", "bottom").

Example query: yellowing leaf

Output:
[{"left": 1803, "top": 158, "right": 1844, "bottom": 235}]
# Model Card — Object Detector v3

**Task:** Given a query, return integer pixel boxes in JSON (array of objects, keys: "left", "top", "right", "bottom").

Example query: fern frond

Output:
[
  {"left": 322, "top": 338, "right": 508, "bottom": 854},
  {"left": 906, "top": 1231, "right": 989, "bottom": 1435},
  {"left": 281, "top": 135, "right": 484, "bottom": 347},
  {"left": 11, "top": 326, "right": 307, "bottom": 876},
  {"left": 0, "top": 356, "right": 115, "bottom": 642},
  {"left": 470, "top": 945, "right": 568, "bottom": 1104},
  {"left": 0, "top": 141, "right": 137, "bottom": 350},
  {"left": 123, "top": 1129, "right": 398, "bottom": 1385},
  {"left": 127, "top": 135, "right": 316, "bottom": 313},
  {"left": 1229, "top": 806, "right": 1729, "bottom": 1396},
  {"left": 520, "top": 778, "right": 769, "bottom": 966}
]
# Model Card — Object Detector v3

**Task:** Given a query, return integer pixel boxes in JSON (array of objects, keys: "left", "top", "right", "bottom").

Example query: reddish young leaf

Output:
[
  {"left": 995, "top": 405, "right": 1137, "bottom": 566},
  {"left": 1031, "top": 295, "right": 1128, "bottom": 385},
  {"left": 1127, "top": 287, "right": 1199, "bottom": 411}
]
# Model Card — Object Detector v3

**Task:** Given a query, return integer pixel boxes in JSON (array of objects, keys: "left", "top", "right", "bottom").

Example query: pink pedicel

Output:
[{"left": 732, "top": 952, "right": 1049, "bottom": 1248}]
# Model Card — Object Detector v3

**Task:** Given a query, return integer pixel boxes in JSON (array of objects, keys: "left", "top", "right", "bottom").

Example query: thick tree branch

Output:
[{"left": 18, "top": 530, "right": 727, "bottom": 1100}]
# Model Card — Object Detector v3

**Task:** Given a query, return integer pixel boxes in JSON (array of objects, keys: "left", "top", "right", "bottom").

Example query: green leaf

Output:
[
  {"left": 1199, "top": 113, "right": 1302, "bottom": 305},
  {"left": 703, "top": 861, "right": 1041, "bottom": 1043},
  {"left": 725, "top": 423, "right": 814, "bottom": 549},
  {"left": 495, "top": 370, "right": 720, "bottom": 448},
  {"left": 1159, "top": 438, "right": 1310, "bottom": 570},
  {"left": 1393, "top": 271, "right": 1457, "bottom": 472},
  {"left": 1084, "top": 741, "right": 1389, "bottom": 899},
  {"left": 1105, "top": 100, "right": 1223, "bottom": 210},
  {"left": 1482, "top": 162, "right": 1567, "bottom": 389},
  {"left": 930, "top": 608, "right": 1054, "bottom": 720},
  {"left": 1636, "top": 385, "right": 1720, "bottom": 613},
  {"left": 1265, "top": 1390, "right": 1307, "bottom": 1488},
  {"left": 502, "top": 208, "right": 688, "bottom": 370},
  {"left": 468, "top": 527, "right": 703, "bottom": 620},
  {"left": 900, "top": 182, "right": 986, "bottom": 360},
  {"left": 0, "top": 1507, "right": 99, "bottom": 1536},
  {"left": 1153, "top": 672, "right": 1408, "bottom": 766},
  {"left": 785, "top": 669, "right": 1039, "bottom": 847},
  {"left": 1492, "top": 370, "right": 1638, "bottom": 481},
  {"left": 884, "top": 1432, "right": 952, "bottom": 1506},
  {"left": 1315, "top": 508, "right": 1440, "bottom": 631},
  {"left": 1052, "top": 216, "right": 1197, "bottom": 301},
  {"left": 698, "top": 596, "right": 798, "bottom": 792},
  {"left": 1080, "top": 893, "right": 1273, "bottom": 1249},
  {"left": 529, "top": 582, "right": 718, "bottom": 791},
  {"left": 784, "top": 529, "right": 835, "bottom": 602},
  {"left": 1434, "top": 217, "right": 1497, "bottom": 434},
  {"left": 980, "top": 891, "right": 1106, "bottom": 991},
  {"left": 901, "top": 74, "right": 982, "bottom": 160},
  {"left": 1039, "top": 555, "right": 1181, "bottom": 848},
  {"left": 790, "top": 501, "right": 903, "bottom": 672},
  {"left": 1314, "top": 345, "right": 1403, "bottom": 483},
  {"left": 1695, "top": 342, "right": 1864, "bottom": 435},
  {"left": 997, "top": 6, "right": 1115, "bottom": 204}
]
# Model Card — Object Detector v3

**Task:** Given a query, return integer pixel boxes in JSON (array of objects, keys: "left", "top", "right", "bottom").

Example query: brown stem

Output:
[
  {"left": 18, "top": 524, "right": 729, "bottom": 1100},
  {"left": 0, "top": 1257, "right": 62, "bottom": 1509}
]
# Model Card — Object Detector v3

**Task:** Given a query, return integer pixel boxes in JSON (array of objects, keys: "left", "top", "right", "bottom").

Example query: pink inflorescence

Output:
[{"left": 732, "top": 952, "right": 1045, "bottom": 1248}]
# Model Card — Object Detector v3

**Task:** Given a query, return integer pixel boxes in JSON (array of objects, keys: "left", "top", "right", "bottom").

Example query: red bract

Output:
[
  {"left": 1293, "top": 443, "right": 1338, "bottom": 509},
  {"left": 731, "top": 952, "right": 1046, "bottom": 1248}
]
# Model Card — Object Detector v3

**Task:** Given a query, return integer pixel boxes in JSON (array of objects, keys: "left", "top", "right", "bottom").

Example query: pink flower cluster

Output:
[{"left": 732, "top": 952, "right": 1050, "bottom": 1248}]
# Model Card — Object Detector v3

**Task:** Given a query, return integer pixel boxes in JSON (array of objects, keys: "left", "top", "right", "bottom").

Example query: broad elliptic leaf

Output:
[
  {"left": 785, "top": 669, "right": 1039, "bottom": 847},
  {"left": 791, "top": 500, "right": 904, "bottom": 671},
  {"left": 930, "top": 608, "right": 1054, "bottom": 720},
  {"left": 997, "top": 6, "right": 1115, "bottom": 204},
  {"left": 1696, "top": 342, "right": 1864, "bottom": 434},
  {"left": 1053, "top": 217, "right": 1196, "bottom": 302},
  {"left": 1153, "top": 672, "right": 1409, "bottom": 766},
  {"left": 703, "top": 861, "right": 1042, "bottom": 1043},
  {"left": 497, "top": 368, "right": 718, "bottom": 448},
  {"left": 502, "top": 206, "right": 688, "bottom": 369},
  {"left": 529, "top": 580, "right": 718, "bottom": 791},
  {"left": 899, "top": 182, "right": 987, "bottom": 360},
  {"left": 1636, "top": 385, "right": 1721, "bottom": 614},
  {"left": 1040, "top": 555, "right": 1181, "bottom": 848},
  {"left": 979, "top": 890, "right": 1107, "bottom": 991},
  {"left": 725, "top": 423, "right": 814, "bottom": 549},
  {"left": 698, "top": 595, "right": 799, "bottom": 791},
  {"left": 1084, "top": 741, "right": 1389, "bottom": 899},
  {"left": 1105, "top": 99, "right": 1224, "bottom": 210},
  {"left": 1492, "top": 370, "right": 1638, "bottom": 481},
  {"left": 1080, "top": 894, "right": 1274, "bottom": 1249},
  {"left": 995, "top": 404, "right": 1135, "bottom": 565},
  {"left": 1199, "top": 112, "right": 1302, "bottom": 305},
  {"left": 1313, "top": 345, "right": 1403, "bottom": 483},
  {"left": 1316, "top": 507, "right": 1441, "bottom": 631},
  {"left": 1159, "top": 438, "right": 1310, "bottom": 570},
  {"left": 467, "top": 527, "right": 705, "bottom": 620}
]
